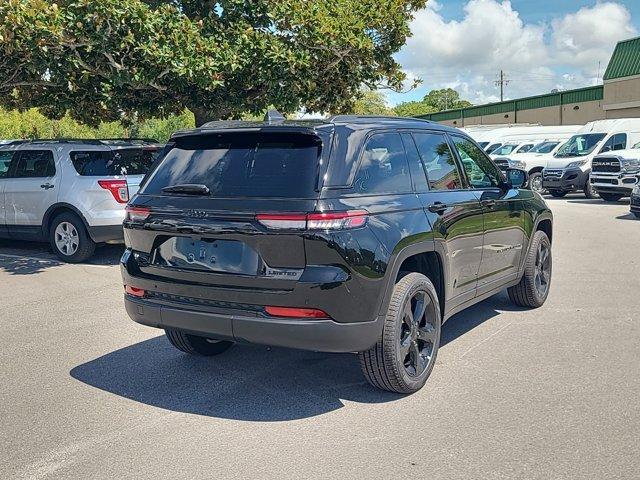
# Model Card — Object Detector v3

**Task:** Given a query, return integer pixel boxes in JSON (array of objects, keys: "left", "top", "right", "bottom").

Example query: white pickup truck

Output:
[{"left": 590, "top": 142, "right": 640, "bottom": 202}]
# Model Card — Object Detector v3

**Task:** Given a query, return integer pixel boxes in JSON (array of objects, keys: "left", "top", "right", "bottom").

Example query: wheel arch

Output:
[
  {"left": 528, "top": 166, "right": 544, "bottom": 174},
  {"left": 378, "top": 241, "right": 447, "bottom": 321},
  {"left": 42, "top": 203, "right": 91, "bottom": 238}
]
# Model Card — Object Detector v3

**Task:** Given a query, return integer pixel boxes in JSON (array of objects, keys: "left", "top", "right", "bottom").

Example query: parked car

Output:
[
  {"left": 542, "top": 119, "right": 640, "bottom": 198},
  {"left": 492, "top": 137, "right": 574, "bottom": 193},
  {"left": 121, "top": 114, "right": 554, "bottom": 394},
  {"left": 0, "top": 138, "right": 160, "bottom": 262},
  {"left": 489, "top": 140, "right": 538, "bottom": 159},
  {"left": 470, "top": 125, "right": 581, "bottom": 155},
  {"left": 631, "top": 178, "right": 640, "bottom": 218},
  {"left": 589, "top": 142, "right": 640, "bottom": 202}
]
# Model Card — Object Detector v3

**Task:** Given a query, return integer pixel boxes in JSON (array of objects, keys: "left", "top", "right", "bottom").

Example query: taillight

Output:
[
  {"left": 307, "top": 210, "right": 368, "bottom": 230},
  {"left": 125, "top": 206, "right": 151, "bottom": 222},
  {"left": 124, "top": 285, "right": 146, "bottom": 298},
  {"left": 256, "top": 210, "right": 368, "bottom": 230},
  {"left": 98, "top": 180, "right": 129, "bottom": 203},
  {"left": 265, "top": 306, "right": 330, "bottom": 319}
]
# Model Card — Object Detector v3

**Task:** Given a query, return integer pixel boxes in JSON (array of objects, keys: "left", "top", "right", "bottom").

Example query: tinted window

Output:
[
  {"left": 517, "top": 143, "right": 535, "bottom": 153},
  {"left": 486, "top": 143, "right": 502, "bottom": 153},
  {"left": 413, "top": 133, "right": 463, "bottom": 191},
  {"left": 401, "top": 133, "right": 429, "bottom": 193},
  {"left": 13, "top": 150, "right": 55, "bottom": 178},
  {"left": 0, "top": 151, "right": 13, "bottom": 178},
  {"left": 451, "top": 136, "right": 502, "bottom": 188},
  {"left": 530, "top": 141, "right": 560, "bottom": 153},
  {"left": 354, "top": 133, "right": 411, "bottom": 194},
  {"left": 599, "top": 134, "right": 627, "bottom": 153},
  {"left": 71, "top": 149, "right": 155, "bottom": 176},
  {"left": 142, "top": 133, "right": 322, "bottom": 198}
]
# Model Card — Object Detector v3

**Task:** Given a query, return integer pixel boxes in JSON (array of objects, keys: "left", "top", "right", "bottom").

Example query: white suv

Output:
[{"left": 0, "top": 139, "right": 161, "bottom": 262}]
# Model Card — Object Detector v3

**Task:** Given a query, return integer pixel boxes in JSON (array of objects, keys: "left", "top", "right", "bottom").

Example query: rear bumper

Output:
[
  {"left": 124, "top": 295, "right": 382, "bottom": 353},
  {"left": 542, "top": 167, "right": 589, "bottom": 192},
  {"left": 88, "top": 224, "right": 124, "bottom": 243}
]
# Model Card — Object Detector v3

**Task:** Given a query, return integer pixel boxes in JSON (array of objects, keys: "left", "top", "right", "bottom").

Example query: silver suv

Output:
[{"left": 0, "top": 139, "right": 161, "bottom": 262}]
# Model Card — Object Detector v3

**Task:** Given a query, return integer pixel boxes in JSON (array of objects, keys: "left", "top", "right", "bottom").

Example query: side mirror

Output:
[{"left": 505, "top": 168, "right": 528, "bottom": 189}]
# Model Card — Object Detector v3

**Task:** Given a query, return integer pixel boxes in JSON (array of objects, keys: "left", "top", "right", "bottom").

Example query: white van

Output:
[
  {"left": 542, "top": 119, "right": 640, "bottom": 198},
  {"left": 480, "top": 125, "right": 581, "bottom": 154},
  {"left": 491, "top": 134, "right": 577, "bottom": 193}
]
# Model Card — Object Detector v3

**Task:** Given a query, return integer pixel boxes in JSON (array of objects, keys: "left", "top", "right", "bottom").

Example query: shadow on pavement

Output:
[
  {"left": 0, "top": 240, "right": 124, "bottom": 275},
  {"left": 616, "top": 213, "right": 639, "bottom": 221},
  {"left": 71, "top": 293, "right": 518, "bottom": 421}
]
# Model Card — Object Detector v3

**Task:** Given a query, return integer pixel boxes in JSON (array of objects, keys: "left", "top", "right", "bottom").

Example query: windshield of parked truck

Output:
[
  {"left": 492, "top": 144, "right": 520, "bottom": 155},
  {"left": 554, "top": 133, "right": 606, "bottom": 158},
  {"left": 486, "top": 143, "right": 502, "bottom": 153},
  {"left": 633, "top": 141, "right": 640, "bottom": 149},
  {"left": 530, "top": 141, "right": 560, "bottom": 154}
]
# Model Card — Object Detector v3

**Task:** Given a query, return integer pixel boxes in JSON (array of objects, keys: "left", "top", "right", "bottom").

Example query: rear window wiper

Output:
[{"left": 161, "top": 184, "right": 210, "bottom": 195}]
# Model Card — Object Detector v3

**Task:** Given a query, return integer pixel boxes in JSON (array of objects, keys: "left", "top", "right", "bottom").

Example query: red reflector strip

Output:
[
  {"left": 125, "top": 285, "right": 146, "bottom": 298},
  {"left": 255, "top": 213, "right": 307, "bottom": 230},
  {"left": 125, "top": 206, "right": 151, "bottom": 222},
  {"left": 98, "top": 180, "right": 129, "bottom": 203},
  {"left": 265, "top": 306, "right": 330, "bottom": 319}
]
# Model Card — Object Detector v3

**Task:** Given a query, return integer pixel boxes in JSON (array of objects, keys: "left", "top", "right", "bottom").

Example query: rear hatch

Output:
[{"left": 125, "top": 129, "right": 329, "bottom": 289}]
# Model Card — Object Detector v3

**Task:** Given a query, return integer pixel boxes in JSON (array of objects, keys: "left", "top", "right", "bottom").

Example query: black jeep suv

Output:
[{"left": 121, "top": 115, "right": 553, "bottom": 394}]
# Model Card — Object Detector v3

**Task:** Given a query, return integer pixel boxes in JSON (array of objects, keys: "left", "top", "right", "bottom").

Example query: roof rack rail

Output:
[
  {"left": 0, "top": 140, "right": 28, "bottom": 146},
  {"left": 20, "top": 137, "right": 160, "bottom": 145},
  {"left": 327, "top": 115, "right": 432, "bottom": 123}
]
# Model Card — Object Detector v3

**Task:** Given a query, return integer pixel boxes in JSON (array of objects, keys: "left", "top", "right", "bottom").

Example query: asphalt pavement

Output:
[{"left": 1, "top": 196, "right": 638, "bottom": 479}]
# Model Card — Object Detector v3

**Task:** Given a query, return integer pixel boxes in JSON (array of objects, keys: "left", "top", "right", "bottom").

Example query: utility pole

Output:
[{"left": 495, "top": 70, "right": 510, "bottom": 102}]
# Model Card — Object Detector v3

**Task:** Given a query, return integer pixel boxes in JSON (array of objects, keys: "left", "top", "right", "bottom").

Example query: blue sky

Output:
[{"left": 388, "top": 1, "right": 640, "bottom": 107}]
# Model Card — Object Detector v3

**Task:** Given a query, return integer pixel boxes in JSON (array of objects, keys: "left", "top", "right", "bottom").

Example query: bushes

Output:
[{"left": 0, "top": 108, "right": 195, "bottom": 143}]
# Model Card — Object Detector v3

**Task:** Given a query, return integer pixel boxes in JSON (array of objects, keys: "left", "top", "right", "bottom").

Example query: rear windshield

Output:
[
  {"left": 71, "top": 148, "right": 155, "bottom": 176},
  {"left": 141, "top": 132, "right": 323, "bottom": 198}
]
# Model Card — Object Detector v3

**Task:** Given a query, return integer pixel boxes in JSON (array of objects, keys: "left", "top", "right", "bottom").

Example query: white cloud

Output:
[{"left": 393, "top": 1, "right": 637, "bottom": 106}]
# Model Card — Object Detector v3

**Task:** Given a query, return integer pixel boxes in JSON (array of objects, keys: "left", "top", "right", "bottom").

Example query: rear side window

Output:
[
  {"left": 141, "top": 133, "right": 322, "bottom": 198},
  {"left": 71, "top": 149, "right": 154, "bottom": 176},
  {"left": 0, "top": 151, "right": 13, "bottom": 177},
  {"left": 353, "top": 133, "right": 412, "bottom": 194},
  {"left": 413, "top": 133, "right": 463, "bottom": 190},
  {"left": 13, "top": 150, "right": 55, "bottom": 178}
]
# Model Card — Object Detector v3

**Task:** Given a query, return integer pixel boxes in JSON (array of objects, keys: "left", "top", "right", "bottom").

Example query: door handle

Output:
[
  {"left": 481, "top": 199, "right": 496, "bottom": 208},
  {"left": 40, "top": 183, "right": 54, "bottom": 190},
  {"left": 428, "top": 202, "right": 448, "bottom": 214}
]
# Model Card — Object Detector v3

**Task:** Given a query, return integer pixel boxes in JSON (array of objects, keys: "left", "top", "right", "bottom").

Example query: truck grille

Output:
[
  {"left": 592, "top": 158, "right": 620, "bottom": 173},
  {"left": 543, "top": 169, "right": 563, "bottom": 178},
  {"left": 494, "top": 158, "right": 509, "bottom": 170}
]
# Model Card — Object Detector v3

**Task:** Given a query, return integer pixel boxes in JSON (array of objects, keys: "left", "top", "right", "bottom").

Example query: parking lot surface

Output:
[{"left": 1, "top": 197, "right": 638, "bottom": 480}]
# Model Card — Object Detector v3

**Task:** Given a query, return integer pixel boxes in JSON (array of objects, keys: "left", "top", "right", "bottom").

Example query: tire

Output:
[
  {"left": 49, "top": 212, "right": 96, "bottom": 263},
  {"left": 165, "top": 328, "right": 234, "bottom": 356},
  {"left": 358, "top": 272, "right": 441, "bottom": 394},
  {"left": 508, "top": 230, "right": 552, "bottom": 308},
  {"left": 549, "top": 190, "right": 567, "bottom": 198},
  {"left": 599, "top": 192, "right": 623, "bottom": 202},
  {"left": 583, "top": 180, "right": 598, "bottom": 199},
  {"left": 528, "top": 172, "right": 545, "bottom": 194}
]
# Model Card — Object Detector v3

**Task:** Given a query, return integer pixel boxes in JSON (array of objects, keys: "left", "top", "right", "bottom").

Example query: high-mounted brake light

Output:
[
  {"left": 124, "top": 285, "right": 146, "bottom": 298},
  {"left": 125, "top": 206, "right": 151, "bottom": 222},
  {"left": 256, "top": 210, "right": 368, "bottom": 231},
  {"left": 99, "top": 180, "right": 129, "bottom": 203},
  {"left": 265, "top": 306, "right": 330, "bottom": 319}
]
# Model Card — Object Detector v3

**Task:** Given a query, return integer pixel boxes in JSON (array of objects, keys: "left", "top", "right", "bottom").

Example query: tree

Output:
[
  {"left": 349, "top": 90, "right": 393, "bottom": 116},
  {"left": 394, "top": 88, "right": 472, "bottom": 117},
  {"left": 0, "top": 0, "right": 427, "bottom": 126},
  {"left": 423, "top": 88, "right": 472, "bottom": 111}
]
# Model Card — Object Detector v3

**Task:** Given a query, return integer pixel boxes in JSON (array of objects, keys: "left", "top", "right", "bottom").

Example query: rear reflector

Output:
[
  {"left": 265, "top": 306, "right": 330, "bottom": 319},
  {"left": 124, "top": 285, "right": 146, "bottom": 298},
  {"left": 99, "top": 180, "right": 129, "bottom": 203},
  {"left": 256, "top": 210, "right": 368, "bottom": 230},
  {"left": 125, "top": 206, "right": 151, "bottom": 222}
]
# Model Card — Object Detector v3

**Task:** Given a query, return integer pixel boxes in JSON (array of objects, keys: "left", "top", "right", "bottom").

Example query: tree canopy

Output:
[
  {"left": 0, "top": 0, "right": 426, "bottom": 126},
  {"left": 394, "top": 88, "right": 473, "bottom": 117}
]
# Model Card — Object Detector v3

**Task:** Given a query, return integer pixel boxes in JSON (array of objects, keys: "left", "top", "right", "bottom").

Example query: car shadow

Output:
[
  {"left": 566, "top": 199, "right": 626, "bottom": 205},
  {"left": 616, "top": 213, "right": 639, "bottom": 221},
  {"left": 70, "top": 293, "right": 518, "bottom": 421},
  {"left": 0, "top": 240, "right": 123, "bottom": 275}
]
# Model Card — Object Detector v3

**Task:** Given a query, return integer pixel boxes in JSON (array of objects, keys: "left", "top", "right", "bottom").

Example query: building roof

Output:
[
  {"left": 604, "top": 36, "right": 640, "bottom": 81},
  {"left": 417, "top": 85, "right": 604, "bottom": 122}
]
